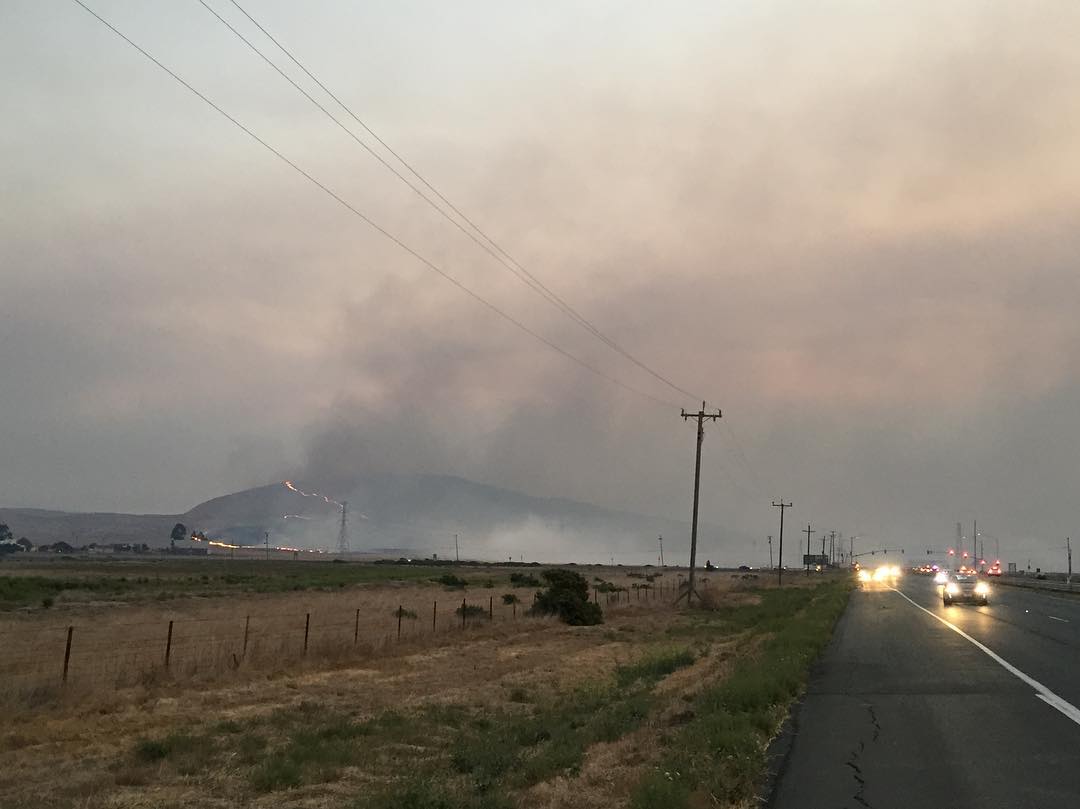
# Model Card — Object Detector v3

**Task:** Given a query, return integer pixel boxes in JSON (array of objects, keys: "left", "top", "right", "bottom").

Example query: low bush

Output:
[
  {"left": 530, "top": 569, "right": 602, "bottom": 626},
  {"left": 433, "top": 573, "right": 468, "bottom": 589},
  {"left": 455, "top": 603, "right": 488, "bottom": 620},
  {"left": 509, "top": 573, "right": 541, "bottom": 587}
]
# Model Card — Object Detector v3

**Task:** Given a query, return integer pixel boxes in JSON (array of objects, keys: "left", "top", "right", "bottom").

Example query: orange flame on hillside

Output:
[{"left": 283, "top": 480, "right": 343, "bottom": 508}]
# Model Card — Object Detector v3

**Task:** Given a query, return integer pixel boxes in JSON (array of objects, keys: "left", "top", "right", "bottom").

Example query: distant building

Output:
[
  {"left": 167, "top": 538, "right": 208, "bottom": 556},
  {"left": 38, "top": 541, "right": 74, "bottom": 553}
]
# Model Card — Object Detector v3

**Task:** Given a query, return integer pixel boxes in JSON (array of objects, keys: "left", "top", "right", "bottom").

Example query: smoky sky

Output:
[{"left": 3, "top": 1, "right": 1080, "bottom": 569}]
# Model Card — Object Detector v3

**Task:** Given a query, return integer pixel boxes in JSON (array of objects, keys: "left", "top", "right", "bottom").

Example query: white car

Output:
[{"left": 943, "top": 573, "right": 989, "bottom": 606}]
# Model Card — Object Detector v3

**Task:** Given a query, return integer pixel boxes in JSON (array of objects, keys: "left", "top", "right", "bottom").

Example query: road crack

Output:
[
  {"left": 845, "top": 703, "right": 880, "bottom": 808},
  {"left": 867, "top": 703, "right": 881, "bottom": 742}
]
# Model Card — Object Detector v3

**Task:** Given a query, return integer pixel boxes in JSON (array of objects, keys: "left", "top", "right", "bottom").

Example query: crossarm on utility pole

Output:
[
  {"left": 772, "top": 501, "right": 792, "bottom": 585},
  {"left": 677, "top": 401, "right": 721, "bottom": 606}
]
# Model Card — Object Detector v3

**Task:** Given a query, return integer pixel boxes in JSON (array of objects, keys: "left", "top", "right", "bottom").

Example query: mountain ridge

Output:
[{"left": 1, "top": 473, "right": 746, "bottom": 565}]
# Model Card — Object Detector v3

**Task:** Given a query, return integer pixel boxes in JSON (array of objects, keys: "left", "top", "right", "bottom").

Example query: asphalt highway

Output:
[{"left": 770, "top": 574, "right": 1080, "bottom": 808}]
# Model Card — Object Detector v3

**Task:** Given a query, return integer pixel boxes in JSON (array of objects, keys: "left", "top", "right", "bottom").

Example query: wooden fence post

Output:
[
  {"left": 62, "top": 626, "right": 73, "bottom": 684},
  {"left": 432, "top": 600, "right": 437, "bottom": 633},
  {"left": 489, "top": 595, "right": 493, "bottom": 620},
  {"left": 164, "top": 620, "right": 173, "bottom": 669},
  {"left": 461, "top": 598, "right": 466, "bottom": 630},
  {"left": 397, "top": 605, "right": 403, "bottom": 640},
  {"left": 354, "top": 608, "right": 360, "bottom": 645},
  {"left": 242, "top": 615, "right": 250, "bottom": 659},
  {"left": 303, "top": 613, "right": 310, "bottom": 655}
]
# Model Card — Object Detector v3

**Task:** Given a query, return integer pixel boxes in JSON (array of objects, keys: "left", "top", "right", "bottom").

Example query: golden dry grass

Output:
[
  {"left": 0, "top": 600, "right": 689, "bottom": 809},
  {"left": 3, "top": 565, "right": 823, "bottom": 809},
  {"left": 0, "top": 573, "right": 851, "bottom": 809},
  {"left": 0, "top": 566, "right": 693, "bottom": 710}
]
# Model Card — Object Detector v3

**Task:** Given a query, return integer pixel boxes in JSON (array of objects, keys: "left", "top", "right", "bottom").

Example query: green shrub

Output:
[
  {"left": 434, "top": 573, "right": 468, "bottom": 589},
  {"left": 509, "top": 572, "right": 541, "bottom": 587},
  {"left": 133, "top": 739, "right": 168, "bottom": 762},
  {"left": 530, "top": 569, "right": 602, "bottom": 626}
]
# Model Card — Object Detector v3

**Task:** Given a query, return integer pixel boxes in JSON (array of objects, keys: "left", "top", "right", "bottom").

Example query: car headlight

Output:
[
  {"left": 975, "top": 582, "right": 990, "bottom": 595},
  {"left": 945, "top": 582, "right": 959, "bottom": 595},
  {"left": 857, "top": 570, "right": 871, "bottom": 582},
  {"left": 934, "top": 572, "right": 948, "bottom": 584}
]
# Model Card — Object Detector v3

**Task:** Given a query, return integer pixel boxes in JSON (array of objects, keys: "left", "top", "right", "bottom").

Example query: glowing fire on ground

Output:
[
  {"left": 187, "top": 532, "right": 325, "bottom": 554},
  {"left": 283, "top": 480, "right": 343, "bottom": 508}
]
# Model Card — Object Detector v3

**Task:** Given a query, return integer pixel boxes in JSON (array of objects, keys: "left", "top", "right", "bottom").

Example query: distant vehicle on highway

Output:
[
  {"left": 943, "top": 573, "right": 990, "bottom": 606},
  {"left": 986, "top": 561, "right": 1002, "bottom": 577}
]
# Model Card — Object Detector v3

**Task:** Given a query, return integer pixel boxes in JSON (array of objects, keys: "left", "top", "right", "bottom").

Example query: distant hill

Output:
[
  {"left": 0, "top": 507, "right": 178, "bottom": 548},
  {"left": 1, "top": 474, "right": 750, "bottom": 565}
]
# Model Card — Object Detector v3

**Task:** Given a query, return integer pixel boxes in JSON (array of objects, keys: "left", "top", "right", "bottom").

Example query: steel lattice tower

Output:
[{"left": 337, "top": 501, "right": 349, "bottom": 555}]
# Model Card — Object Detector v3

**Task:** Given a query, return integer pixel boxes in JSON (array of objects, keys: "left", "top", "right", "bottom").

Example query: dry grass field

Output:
[
  {"left": 0, "top": 561, "right": 691, "bottom": 705},
  {"left": 0, "top": 560, "right": 847, "bottom": 809}
]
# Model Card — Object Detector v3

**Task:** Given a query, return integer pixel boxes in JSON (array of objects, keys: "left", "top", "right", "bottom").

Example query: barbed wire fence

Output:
[{"left": 0, "top": 578, "right": 686, "bottom": 704}]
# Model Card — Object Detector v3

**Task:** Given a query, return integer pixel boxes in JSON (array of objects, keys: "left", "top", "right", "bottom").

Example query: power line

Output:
[
  {"left": 720, "top": 420, "right": 772, "bottom": 497},
  {"left": 69, "top": 0, "right": 678, "bottom": 410},
  {"left": 193, "top": 2, "right": 565, "bottom": 316},
  {"left": 213, "top": 0, "right": 701, "bottom": 404}
]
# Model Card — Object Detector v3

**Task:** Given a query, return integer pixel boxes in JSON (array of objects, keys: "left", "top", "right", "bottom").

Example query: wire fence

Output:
[{"left": 0, "top": 579, "right": 681, "bottom": 702}]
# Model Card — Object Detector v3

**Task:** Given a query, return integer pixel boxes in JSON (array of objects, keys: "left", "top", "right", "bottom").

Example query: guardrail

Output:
[{"left": 996, "top": 576, "right": 1078, "bottom": 594}]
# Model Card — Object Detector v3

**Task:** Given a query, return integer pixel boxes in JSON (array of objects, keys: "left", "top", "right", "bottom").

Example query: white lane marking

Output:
[
  {"left": 1048, "top": 615, "right": 1070, "bottom": 623},
  {"left": 890, "top": 587, "right": 1080, "bottom": 728}
]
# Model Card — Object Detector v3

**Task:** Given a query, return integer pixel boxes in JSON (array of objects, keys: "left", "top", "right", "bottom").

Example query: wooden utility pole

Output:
[
  {"left": 658, "top": 535, "right": 665, "bottom": 568},
  {"left": 804, "top": 524, "right": 815, "bottom": 576},
  {"left": 768, "top": 535, "right": 773, "bottom": 570},
  {"left": 773, "top": 501, "right": 792, "bottom": 585},
  {"left": 677, "top": 402, "right": 721, "bottom": 605}
]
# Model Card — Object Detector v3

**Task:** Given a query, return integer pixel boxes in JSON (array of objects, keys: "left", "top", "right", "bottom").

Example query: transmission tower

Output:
[{"left": 337, "top": 501, "right": 349, "bottom": 555}]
